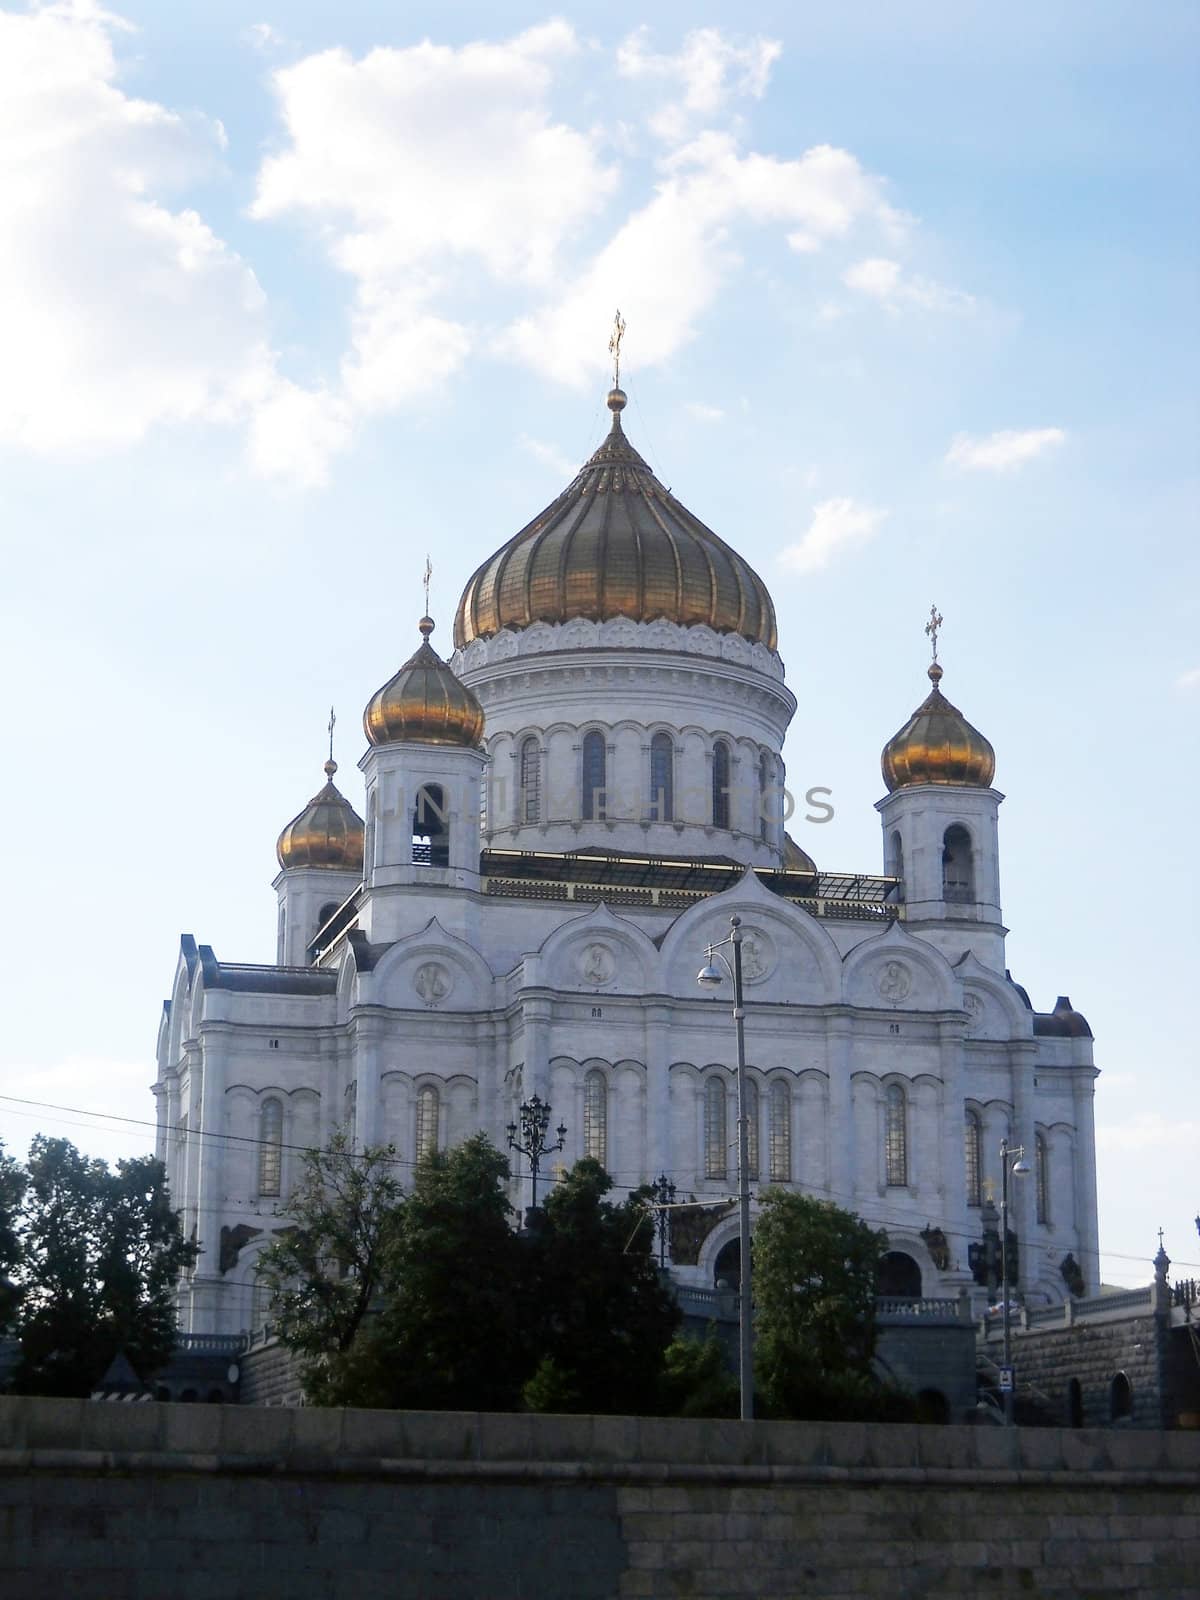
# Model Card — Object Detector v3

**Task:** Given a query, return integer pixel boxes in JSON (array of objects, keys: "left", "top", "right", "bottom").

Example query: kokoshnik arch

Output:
[{"left": 155, "top": 382, "right": 1100, "bottom": 1335}]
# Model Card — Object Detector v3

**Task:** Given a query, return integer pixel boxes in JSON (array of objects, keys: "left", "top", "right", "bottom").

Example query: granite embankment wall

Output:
[{"left": 1, "top": 1397, "right": 1198, "bottom": 1599}]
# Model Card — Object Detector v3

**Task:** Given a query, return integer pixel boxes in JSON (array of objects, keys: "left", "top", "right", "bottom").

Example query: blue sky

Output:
[{"left": 1, "top": 0, "right": 1196, "bottom": 1287}]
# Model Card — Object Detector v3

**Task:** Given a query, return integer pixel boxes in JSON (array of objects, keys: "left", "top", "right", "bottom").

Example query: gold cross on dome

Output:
[
  {"left": 608, "top": 309, "right": 626, "bottom": 388},
  {"left": 327, "top": 706, "right": 336, "bottom": 763},
  {"left": 423, "top": 554, "right": 433, "bottom": 616},
  {"left": 925, "top": 604, "right": 944, "bottom": 662}
]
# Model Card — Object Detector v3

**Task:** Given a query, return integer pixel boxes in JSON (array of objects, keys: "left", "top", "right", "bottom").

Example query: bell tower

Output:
[
  {"left": 273, "top": 729, "right": 364, "bottom": 966},
  {"left": 358, "top": 615, "right": 487, "bottom": 940},
  {"left": 876, "top": 610, "right": 1005, "bottom": 970}
]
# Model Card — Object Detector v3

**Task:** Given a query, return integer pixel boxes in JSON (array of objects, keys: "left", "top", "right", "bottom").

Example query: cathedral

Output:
[{"left": 155, "top": 383, "right": 1100, "bottom": 1338}]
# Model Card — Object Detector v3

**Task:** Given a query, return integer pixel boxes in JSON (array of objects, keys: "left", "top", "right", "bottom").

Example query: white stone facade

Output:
[{"left": 156, "top": 574, "right": 1099, "bottom": 1341}]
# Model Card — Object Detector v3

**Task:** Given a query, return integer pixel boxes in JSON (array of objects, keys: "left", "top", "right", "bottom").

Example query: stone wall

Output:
[
  {"left": 2, "top": 1396, "right": 1198, "bottom": 1598},
  {"left": 980, "top": 1313, "right": 1174, "bottom": 1428}
]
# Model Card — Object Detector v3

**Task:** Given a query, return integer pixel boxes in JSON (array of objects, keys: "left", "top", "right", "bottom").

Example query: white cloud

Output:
[
  {"left": 253, "top": 23, "right": 611, "bottom": 289},
  {"left": 245, "top": 21, "right": 289, "bottom": 53},
  {"left": 843, "top": 255, "right": 975, "bottom": 314},
  {"left": 685, "top": 402, "right": 724, "bottom": 422},
  {"left": 946, "top": 427, "right": 1066, "bottom": 472},
  {"left": 779, "top": 497, "right": 887, "bottom": 574},
  {"left": 502, "top": 135, "right": 894, "bottom": 387},
  {"left": 617, "top": 25, "right": 781, "bottom": 143},
  {"left": 0, "top": 1, "right": 278, "bottom": 457},
  {"left": 519, "top": 433, "right": 578, "bottom": 479},
  {"left": 1175, "top": 666, "right": 1200, "bottom": 693},
  {"left": 1096, "top": 1111, "right": 1200, "bottom": 1156}
]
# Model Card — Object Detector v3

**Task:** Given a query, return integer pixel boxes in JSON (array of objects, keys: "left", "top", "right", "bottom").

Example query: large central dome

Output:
[{"left": 453, "top": 389, "right": 777, "bottom": 651}]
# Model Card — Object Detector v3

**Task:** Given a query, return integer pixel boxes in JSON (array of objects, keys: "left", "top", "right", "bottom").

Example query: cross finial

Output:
[
  {"left": 608, "top": 308, "right": 626, "bottom": 389},
  {"left": 327, "top": 706, "right": 336, "bottom": 762},
  {"left": 925, "top": 603, "right": 944, "bottom": 663},
  {"left": 1158, "top": 1226, "right": 1165, "bottom": 1249},
  {"left": 423, "top": 554, "right": 433, "bottom": 618}
]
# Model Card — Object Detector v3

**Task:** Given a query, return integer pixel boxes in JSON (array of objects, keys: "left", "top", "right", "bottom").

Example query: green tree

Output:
[
  {"left": 753, "top": 1189, "right": 892, "bottom": 1420},
  {"left": 658, "top": 1329, "right": 740, "bottom": 1419},
  {"left": 255, "top": 1129, "right": 405, "bottom": 1404},
  {"left": 0, "top": 1140, "right": 27, "bottom": 1331},
  {"left": 521, "top": 1161, "right": 679, "bottom": 1415},
  {"left": 13, "top": 1137, "right": 197, "bottom": 1396},
  {"left": 351, "top": 1133, "right": 525, "bottom": 1411}
]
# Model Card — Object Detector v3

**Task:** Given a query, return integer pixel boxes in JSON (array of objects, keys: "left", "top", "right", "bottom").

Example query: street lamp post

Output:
[
  {"left": 651, "top": 1172, "right": 677, "bottom": 1268},
  {"left": 697, "top": 913, "right": 754, "bottom": 1422},
  {"left": 999, "top": 1136, "right": 1030, "bottom": 1426},
  {"left": 506, "top": 1096, "right": 567, "bottom": 1221}
]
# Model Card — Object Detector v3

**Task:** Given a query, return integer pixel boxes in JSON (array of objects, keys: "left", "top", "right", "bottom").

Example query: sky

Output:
[{"left": 0, "top": 0, "right": 1196, "bottom": 1289}]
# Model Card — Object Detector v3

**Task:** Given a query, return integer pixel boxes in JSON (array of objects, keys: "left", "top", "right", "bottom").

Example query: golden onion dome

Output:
[
  {"left": 881, "top": 662, "right": 996, "bottom": 792},
  {"left": 364, "top": 616, "right": 485, "bottom": 748},
  {"left": 453, "top": 389, "right": 777, "bottom": 651},
  {"left": 276, "top": 760, "right": 365, "bottom": 871}
]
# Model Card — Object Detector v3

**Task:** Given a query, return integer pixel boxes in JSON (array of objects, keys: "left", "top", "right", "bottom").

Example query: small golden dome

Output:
[
  {"left": 881, "top": 662, "right": 996, "bottom": 791},
  {"left": 364, "top": 616, "right": 485, "bottom": 748},
  {"left": 276, "top": 759, "right": 365, "bottom": 871},
  {"left": 454, "top": 391, "right": 777, "bottom": 651}
]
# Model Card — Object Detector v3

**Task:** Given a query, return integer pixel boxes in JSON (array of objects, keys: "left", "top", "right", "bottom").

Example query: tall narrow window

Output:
[
  {"left": 650, "top": 732, "right": 674, "bottom": 822},
  {"left": 704, "top": 1077, "right": 727, "bottom": 1179},
  {"left": 259, "top": 1099, "right": 283, "bottom": 1197},
  {"left": 889, "top": 830, "right": 904, "bottom": 884},
  {"left": 744, "top": 1079, "right": 760, "bottom": 1180},
  {"left": 769, "top": 1081, "right": 791, "bottom": 1182},
  {"left": 582, "top": 731, "right": 606, "bottom": 821},
  {"left": 884, "top": 1083, "right": 908, "bottom": 1187},
  {"left": 758, "top": 752, "right": 771, "bottom": 842},
  {"left": 251, "top": 1272, "right": 271, "bottom": 1331},
  {"left": 414, "top": 784, "right": 449, "bottom": 867},
  {"left": 712, "top": 741, "right": 731, "bottom": 829},
  {"left": 519, "top": 737, "right": 541, "bottom": 824},
  {"left": 584, "top": 1070, "right": 607, "bottom": 1166},
  {"left": 942, "top": 824, "right": 975, "bottom": 903},
  {"left": 965, "top": 1110, "right": 982, "bottom": 1206},
  {"left": 1035, "top": 1132, "right": 1049, "bottom": 1223},
  {"left": 415, "top": 1085, "right": 439, "bottom": 1162}
]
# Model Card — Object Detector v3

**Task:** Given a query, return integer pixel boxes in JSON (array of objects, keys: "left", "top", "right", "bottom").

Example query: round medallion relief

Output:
[
  {"left": 413, "top": 961, "right": 453, "bottom": 1006},
  {"left": 877, "top": 960, "right": 912, "bottom": 1004},
  {"left": 738, "top": 928, "right": 776, "bottom": 984},
  {"left": 578, "top": 942, "right": 616, "bottom": 987}
]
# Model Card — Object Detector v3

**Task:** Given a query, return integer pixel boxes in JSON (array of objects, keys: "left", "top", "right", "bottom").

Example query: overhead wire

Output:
[{"left": 1, "top": 1090, "right": 1194, "bottom": 1273}]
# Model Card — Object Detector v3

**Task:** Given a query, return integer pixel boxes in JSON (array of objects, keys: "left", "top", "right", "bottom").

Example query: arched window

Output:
[
  {"left": 758, "top": 752, "right": 771, "bottom": 842},
  {"left": 942, "top": 824, "right": 975, "bottom": 903},
  {"left": 769, "top": 1080, "right": 791, "bottom": 1182},
  {"left": 519, "top": 737, "right": 541, "bottom": 824},
  {"left": 415, "top": 1085, "right": 439, "bottom": 1163},
  {"left": 258, "top": 1099, "right": 283, "bottom": 1197},
  {"left": 584, "top": 1069, "right": 607, "bottom": 1166},
  {"left": 1066, "top": 1377, "right": 1084, "bottom": 1427},
  {"left": 1110, "top": 1372, "right": 1133, "bottom": 1422},
  {"left": 1035, "top": 1132, "right": 1050, "bottom": 1223},
  {"left": 413, "top": 783, "right": 449, "bottom": 867},
  {"left": 744, "top": 1079, "right": 759, "bottom": 1180},
  {"left": 650, "top": 732, "right": 674, "bottom": 822},
  {"left": 965, "top": 1110, "right": 983, "bottom": 1207},
  {"left": 704, "top": 1077, "right": 727, "bottom": 1179},
  {"left": 582, "top": 731, "right": 606, "bottom": 821},
  {"left": 712, "top": 741, "right": 731, "bottom": 830},
  {"left": 316, "top": 901, "right": 338, "bottom": 935},
  {"left": 878, "top": 1251, "right": 922, "bottom": 1297},
  {"left": 889, "top": 830, "right": 904, "bottom": 884},
  {"left": 884, "top": 1083, "right": 908, "bottom": 1187}
]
